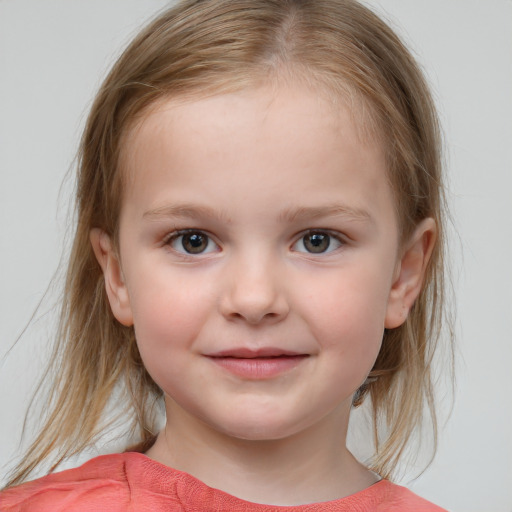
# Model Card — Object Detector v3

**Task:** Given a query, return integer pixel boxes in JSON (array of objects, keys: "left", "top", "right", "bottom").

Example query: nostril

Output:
[
  {"left": 218, "top": 268, "right": 290, "bottom": 324},
  {"left": 224, "top": 302, "right": 289, "bottom": 325}
]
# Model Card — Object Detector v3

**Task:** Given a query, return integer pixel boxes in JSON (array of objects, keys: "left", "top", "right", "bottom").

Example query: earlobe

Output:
[
  {"left": 385, "top": 218, "right": 436, "bottom": 329},
  {"left": 90, "top": 228, "right": 134, "bottom": 327}
]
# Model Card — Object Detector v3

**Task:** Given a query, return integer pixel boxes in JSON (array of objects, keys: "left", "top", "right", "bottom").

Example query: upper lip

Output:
[{"left": 205, "top": 347, "right": 306, "bottom": 358}]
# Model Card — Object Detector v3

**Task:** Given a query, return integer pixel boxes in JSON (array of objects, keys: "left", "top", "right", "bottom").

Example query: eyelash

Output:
[{"left": 163, "top": 229, "right": 346, "bottom": 256}]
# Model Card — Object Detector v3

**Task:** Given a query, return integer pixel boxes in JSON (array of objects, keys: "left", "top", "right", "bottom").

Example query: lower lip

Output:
[{"left": 207, "top": 355, "right": 308, "bottom": 379}]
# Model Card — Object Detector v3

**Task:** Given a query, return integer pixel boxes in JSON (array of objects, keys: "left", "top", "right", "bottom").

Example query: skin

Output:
[{"left": 91, "top": 85, "right": 435, "bottom": 505}]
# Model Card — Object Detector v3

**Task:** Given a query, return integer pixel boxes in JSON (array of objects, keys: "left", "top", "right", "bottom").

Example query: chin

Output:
[{"left": 211, "top": 412, "right": 310, "bottom": 442}]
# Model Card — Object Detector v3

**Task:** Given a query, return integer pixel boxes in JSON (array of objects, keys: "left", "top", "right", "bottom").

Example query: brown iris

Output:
[
  {"left": 303, "top": 232, "right": 330, "bottom": 253},
  {"left": 181, "top": 232, "right": 209, "bottom": 254}
]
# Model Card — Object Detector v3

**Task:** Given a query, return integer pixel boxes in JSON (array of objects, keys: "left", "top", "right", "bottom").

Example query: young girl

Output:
[{"left": 1, "top": 0, "right": 451, "bottom": 509}]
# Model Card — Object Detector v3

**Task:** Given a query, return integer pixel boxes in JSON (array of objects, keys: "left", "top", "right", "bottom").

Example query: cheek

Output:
[
  {"left": 300, "top": 263, "right": 391, "bottom": 365},
  {"left": 126, "top": 269, "right": 214, "bottom": 363}
]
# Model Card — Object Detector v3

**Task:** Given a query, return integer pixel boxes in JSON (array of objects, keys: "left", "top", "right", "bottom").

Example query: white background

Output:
[{"left": 1, "top": 1, "right": 511, "bottom": 510}]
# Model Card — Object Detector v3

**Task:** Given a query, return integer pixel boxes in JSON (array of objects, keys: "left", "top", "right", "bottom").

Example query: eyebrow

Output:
[
  {"left": 278, "top": 204, "right": 374, "bottom": 224},
  {"left": 143, "top": 203, "right": 231, "bottom": 223},
  {"left": 143, "top": 202, "right": 373, "bottom": 224}
]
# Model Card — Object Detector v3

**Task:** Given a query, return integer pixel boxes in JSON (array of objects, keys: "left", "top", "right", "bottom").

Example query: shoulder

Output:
[
  {"left": 0, "top": 459, "right": 449, "bottom": 512},
  {"left": 376, "top": 480, "right": 448, "bottom": 512},
  {"left": 0, "top": 453, "right": 135, "bottom": 512}
]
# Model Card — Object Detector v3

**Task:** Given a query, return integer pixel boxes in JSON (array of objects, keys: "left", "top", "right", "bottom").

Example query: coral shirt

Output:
[{"left": 1, "top": 452, "right": 447, "bottom": 511}]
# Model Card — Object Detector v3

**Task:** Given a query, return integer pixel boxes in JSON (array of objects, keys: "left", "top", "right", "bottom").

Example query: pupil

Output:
[
  {"left": 305, "top": 233, "right": 330, "bottom": 253},
  {"left": 183, "top": 233, "right": 207, "bottom": 253}
]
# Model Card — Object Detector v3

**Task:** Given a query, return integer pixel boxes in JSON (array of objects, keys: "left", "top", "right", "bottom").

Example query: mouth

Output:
[{"left": 204, "top": 348, "right": 310, "bottom": 379}]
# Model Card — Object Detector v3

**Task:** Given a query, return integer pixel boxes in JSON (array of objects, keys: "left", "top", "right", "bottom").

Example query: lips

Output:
[
  {"left": 205, "top": 347, "right": 309, "bottom": 379},
  {"left": 208, "top": 347, "right": 304, "bottom": 358}
]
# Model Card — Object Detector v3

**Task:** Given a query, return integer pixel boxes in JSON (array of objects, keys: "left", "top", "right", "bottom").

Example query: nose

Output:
[{"left": 219, "top": 253, "right": 290, "bottom": 325}]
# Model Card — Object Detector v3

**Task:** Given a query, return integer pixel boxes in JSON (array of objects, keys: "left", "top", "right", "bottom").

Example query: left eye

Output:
[
  {"left": 167, "top": 230, "right": 219, "bottom": 255},
  {"left": 292, "top": 231, "right": 343, "bottom": 254}
]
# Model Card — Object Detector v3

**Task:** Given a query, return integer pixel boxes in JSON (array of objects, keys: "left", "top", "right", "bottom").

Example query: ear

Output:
[
  {"left": 90, "top": 228, "right": 134, "bottom": 326},
  {"left": 385, "top": 218, "right": 436, "bottom": 329}
]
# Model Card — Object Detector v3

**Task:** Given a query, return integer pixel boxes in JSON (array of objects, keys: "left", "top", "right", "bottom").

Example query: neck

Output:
[{"left": 146, "top": 398, "right": 378, "bottom": 506}]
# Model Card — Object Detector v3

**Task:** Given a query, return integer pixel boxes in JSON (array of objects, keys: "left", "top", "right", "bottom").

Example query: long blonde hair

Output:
[{"left": 6, "top": 0, "right": 451, "bottom": 487}]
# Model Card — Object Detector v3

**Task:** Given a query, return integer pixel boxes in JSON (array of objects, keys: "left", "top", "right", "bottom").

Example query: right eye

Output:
[{"left": 167, "top": 230, "right": 219, "bottom": 255}]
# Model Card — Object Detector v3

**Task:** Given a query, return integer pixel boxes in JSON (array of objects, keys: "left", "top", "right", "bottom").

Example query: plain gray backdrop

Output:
[{"left": 1, "top": 1, "right": 511, "bottom": 511}]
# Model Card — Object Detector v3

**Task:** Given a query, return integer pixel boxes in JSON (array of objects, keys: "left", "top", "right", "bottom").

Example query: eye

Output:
[
  {"left": 292, "top": 231, "right": 343, "bottom": 254},
  {"left": 167, "top": 230, "right": 219, "bottom": 255}
]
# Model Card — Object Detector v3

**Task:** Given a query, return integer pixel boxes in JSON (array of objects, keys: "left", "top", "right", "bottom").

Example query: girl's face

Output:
[{"left": 95, "top": 85, "right": 431, "bottom": 442}]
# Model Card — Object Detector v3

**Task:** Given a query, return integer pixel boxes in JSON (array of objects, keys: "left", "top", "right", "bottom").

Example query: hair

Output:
[{"left": 6, "top": 0, "right": 452, "bottom": 488}]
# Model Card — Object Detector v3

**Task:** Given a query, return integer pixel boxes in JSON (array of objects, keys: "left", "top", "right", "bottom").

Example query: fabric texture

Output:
[{"left": 1, "top": 452, "right": 447, "bottom": 511}]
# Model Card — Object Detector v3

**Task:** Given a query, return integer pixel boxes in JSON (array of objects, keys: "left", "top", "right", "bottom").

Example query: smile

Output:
[{"left": 205, "top": 348, "right": 309, "bottom": 379}]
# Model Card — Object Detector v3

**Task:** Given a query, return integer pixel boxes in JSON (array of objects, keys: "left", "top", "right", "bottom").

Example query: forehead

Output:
[
  {"left": 121, "top": 75, "right": 383, "bottom": 162},
  {"left": 118, "top": 84, "right": 395, "bottom": 229},
  {"left": 122, "top": 82, "right": 382, "bottom": 167}
]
